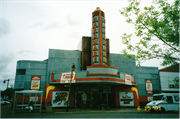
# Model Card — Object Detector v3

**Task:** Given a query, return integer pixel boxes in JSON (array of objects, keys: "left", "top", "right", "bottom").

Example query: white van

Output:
[{"left": 146, "top": 93, "right": 179, "bottom": 112}]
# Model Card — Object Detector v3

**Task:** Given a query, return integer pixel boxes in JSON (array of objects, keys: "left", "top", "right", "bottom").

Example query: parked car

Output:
[
  {"left": 0, "top": 99, "right": 11, "bottom": 105},
  {"left": 146, "top": 93, "right": 179, "bottom": 112}
]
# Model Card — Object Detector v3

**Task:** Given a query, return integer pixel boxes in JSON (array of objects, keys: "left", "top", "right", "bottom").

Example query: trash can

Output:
[{"left": 46, "top": 102, "right": 52, "bottom": 112}]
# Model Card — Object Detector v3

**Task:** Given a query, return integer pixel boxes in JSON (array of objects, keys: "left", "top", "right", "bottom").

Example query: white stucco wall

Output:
[{"left": 159, "top": 72, "right": 179, "bottom": 92}]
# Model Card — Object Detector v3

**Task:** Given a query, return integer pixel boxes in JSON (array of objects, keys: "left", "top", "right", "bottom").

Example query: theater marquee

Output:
[{"left": 60, "top": 72, "right": 76, "bottom": 84}]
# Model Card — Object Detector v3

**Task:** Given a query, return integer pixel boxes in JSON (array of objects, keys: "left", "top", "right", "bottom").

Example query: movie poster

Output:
[{"left": 52, "top": 91, "right": 69, "bottom": 107}]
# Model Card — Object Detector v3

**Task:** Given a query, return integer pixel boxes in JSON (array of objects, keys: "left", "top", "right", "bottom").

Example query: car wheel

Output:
[{"left": 160, "top": 108, "right": 165, "bottom": 113}]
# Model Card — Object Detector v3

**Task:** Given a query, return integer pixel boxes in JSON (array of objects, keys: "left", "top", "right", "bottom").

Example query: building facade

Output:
[
  {"left": 159, "top": 64, "right": 179, "bottom": 93},
  {"left": 14, "top": 7, "right": 161, "bottom": 108}
]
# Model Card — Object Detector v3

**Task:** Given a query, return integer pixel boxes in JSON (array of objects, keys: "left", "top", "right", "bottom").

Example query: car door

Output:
[{"left": 166, "top": 96, "right": 174, "bottom": 111}]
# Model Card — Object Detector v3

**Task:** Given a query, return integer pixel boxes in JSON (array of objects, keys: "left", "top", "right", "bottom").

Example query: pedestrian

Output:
[{"left": 29, "top": 101, "right": 34, "bottom": 112}]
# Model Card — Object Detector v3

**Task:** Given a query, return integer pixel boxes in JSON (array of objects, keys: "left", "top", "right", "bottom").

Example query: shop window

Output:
[
  {"left": 169, "top": 84, "right": 179, "bottom": 88},
  {"left": 16, "top": 69, "right": 26, "bottom": 75}
]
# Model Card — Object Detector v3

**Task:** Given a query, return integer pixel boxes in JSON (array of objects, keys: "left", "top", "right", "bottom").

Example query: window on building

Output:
[
  {"left": 151, "top": 74, "right": 157, "bottom": 79},
  {"left": 169, "top": 84, "right": 179, "bottom": 88},
  {"left": 153, "top": 90, "right": 160, "bottom": 94},
  {"left": 16, "top": 69, "right": 26, "bottom": 75}
]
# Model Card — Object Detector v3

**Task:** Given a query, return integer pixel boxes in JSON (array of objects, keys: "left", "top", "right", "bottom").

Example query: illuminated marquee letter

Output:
[
  {"left": 103, "top": 51, "right": 106, "bottom": 56},
  {"left": 94, "top": 57, "right": 97, "bottom": 62},
  {"left": 93, "top": 40, "right": 98, "bottom": 45},
  {"left": 93, "top": 51, "right": 97, "bottom": 56},
  {"left": 103, "top": 40, "right": 106, "bottom": 45},
  {"left": 103, "top": 34, "right": 106, "bottom": 39},
  {"left": 104, "top": 57, "right": 107, "bottom": 63},
  {"left": 103, "top": 29, "right": 105, "bottom": 33},
  {"left": 93, "top": 23, "right": 97, "bottom": 27},
  {"left": 93, "top": 17, "right": 97, "bottom": 22},
  {"left": 93, "top": 45, "right": 98, "bottom": 50},
  {"left": 93, "top": 28, "right": 97, "bottom": 33},
  {"left": 93, "top": 34, "right": 97, "bottom": 39},
  {"left": 103, "top": 46, "right": 106, "bottom": 50}
]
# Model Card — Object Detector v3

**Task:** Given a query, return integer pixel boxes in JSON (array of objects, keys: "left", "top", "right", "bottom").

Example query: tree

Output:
[
  {"left": 119, "top": 0, "right": 179, "bottom": 66},
  {"left": 173, "top": 77, "right": 179, "bottom": 86},
  {"left": 4, "top": 87, "right": 14, "bottom": 100}
]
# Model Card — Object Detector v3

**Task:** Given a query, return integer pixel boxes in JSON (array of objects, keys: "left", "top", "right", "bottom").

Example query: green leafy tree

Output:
[
  {"left": 119, "top": 0, "right": 179, "bottom": 66},
  {"left": 173, "top": 77, "right": 179, "bottom": 86},
  {"left": 4, "top": 87, "right": 14, "bottom": 100},
  {"left": 1, "top": 90, "right": 5, "bottom": 98}
]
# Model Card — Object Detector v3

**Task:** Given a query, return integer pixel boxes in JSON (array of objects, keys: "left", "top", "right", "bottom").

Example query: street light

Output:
[
  {"left": 66, "top": 63, "right": 75, "bottom": 112},
  {"left": 3, "top": 79, "right": 10, "bottom": 89}
]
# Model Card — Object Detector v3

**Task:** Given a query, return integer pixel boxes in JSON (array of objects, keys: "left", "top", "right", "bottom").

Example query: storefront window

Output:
[{"left": 153, "top": 95, "right": 163, "bottom": 101}]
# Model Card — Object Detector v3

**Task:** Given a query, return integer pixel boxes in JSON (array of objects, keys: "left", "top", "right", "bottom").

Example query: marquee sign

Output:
[
  {"left": 31, "top": 76, "right": 41, "bottom": 91},
  {"left": 92, "top": 7, "right": 107, "bottom": 65},
  {"left": 60, "top": 72, "right": 76, "bottom": 84}
]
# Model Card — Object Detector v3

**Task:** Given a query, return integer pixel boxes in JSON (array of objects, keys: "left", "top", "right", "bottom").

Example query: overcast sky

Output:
[{"left": 0, "top": 0, "right": 172, "bottom": 91}]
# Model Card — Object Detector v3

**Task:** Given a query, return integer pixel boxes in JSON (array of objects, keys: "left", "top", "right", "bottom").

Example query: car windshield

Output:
[{"left": 153, "top": 95, "right": 163, "bottom": 101}]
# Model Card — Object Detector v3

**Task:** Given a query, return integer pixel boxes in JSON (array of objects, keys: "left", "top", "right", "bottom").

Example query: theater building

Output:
[{"left": 14, "top": 7, "right": 161, "bottom": 108}]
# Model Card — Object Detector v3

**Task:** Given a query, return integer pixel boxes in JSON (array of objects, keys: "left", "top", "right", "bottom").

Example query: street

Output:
[
  {"left": 2, "top": 111, "right": 179, "bottom": 118},
  {"left": 44, "top": 112, "right": 179, "bottom": 118},
  {"left": 1, "top": 105, "right": 179, "bottom": 118}
]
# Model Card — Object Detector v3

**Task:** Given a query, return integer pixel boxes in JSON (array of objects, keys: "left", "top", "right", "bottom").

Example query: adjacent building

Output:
[{"left": 159, "top": 64, "right": 179, "bottom": 93}]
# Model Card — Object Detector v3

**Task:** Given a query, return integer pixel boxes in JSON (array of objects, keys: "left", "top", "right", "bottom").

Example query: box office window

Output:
[{"left": 16, "top": 69, "right": 26, "bottom": 75}]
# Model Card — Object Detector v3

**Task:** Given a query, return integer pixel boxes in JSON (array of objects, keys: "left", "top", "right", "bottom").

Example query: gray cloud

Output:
[
  {"left": 66, "top": 15, "right": 80, "bottom": 26},
  {"left": 29, "top": 21, "right": 44, "bottom": 28},
  {"left": 0, "top": 52, "right": 16, "bottom": 88},
  {"left": 44, "top": 22, "right": 60, "bottom": 30},
  {"left": 0, "top": 53, "right": 15, "bottom": 71},
  {"left": 18, "top": 49, "right": 33, "bottom": 56},
  {"left": 0, "top": 18, "right": 11, "bottom": 36}
]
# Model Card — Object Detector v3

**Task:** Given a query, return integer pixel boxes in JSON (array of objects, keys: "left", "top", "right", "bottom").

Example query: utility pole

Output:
[
  {"left": 66, "top": 63, "right": 75, "bottom": 112},
  {"left": 3, "top": 79, "right": 10, "bottom": 89}
]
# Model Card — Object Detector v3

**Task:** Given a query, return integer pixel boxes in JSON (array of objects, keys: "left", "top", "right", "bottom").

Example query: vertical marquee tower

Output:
[{"left": 91, "top": 7, "right": 107, "bottom": 66}]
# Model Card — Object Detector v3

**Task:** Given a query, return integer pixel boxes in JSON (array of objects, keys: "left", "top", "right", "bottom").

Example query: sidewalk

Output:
[{"left": 1, "top": 104, "right": 147, "bottom": 118}]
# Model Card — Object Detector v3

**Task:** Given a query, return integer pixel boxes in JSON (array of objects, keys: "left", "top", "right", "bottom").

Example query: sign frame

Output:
[
  {"left": 124, "top": 74, "right": 132, "bottom": 85},
  {"left": 52, "top": 91, "right": 69, "bottom": 107},
  {"left": 145, "top": 79, "right": 153, "bottom": 94},
  {"left": 31, "top": 76, "right": 41, "bottom": 91},
  {"left": 60, "top": 72, "right": 76, "bottom": 84}
]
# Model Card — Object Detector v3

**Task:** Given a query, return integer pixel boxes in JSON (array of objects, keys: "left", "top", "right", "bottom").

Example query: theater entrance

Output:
[{"left": 75, "top": 85, "right": 115, "bottom": 108}]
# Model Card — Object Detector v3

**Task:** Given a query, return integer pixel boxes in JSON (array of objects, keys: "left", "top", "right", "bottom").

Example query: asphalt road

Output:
[
  {"left": 1, "top": 104, "right": 179, "bottom": 118},
  {"left": 38, "top": 112, "right": 179, "bottom": 118},
  {"left": 2, "top": 111, "right": 179, "bottom": 118}
]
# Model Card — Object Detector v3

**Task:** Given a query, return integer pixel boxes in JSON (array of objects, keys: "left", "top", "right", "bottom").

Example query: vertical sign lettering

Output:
[{"left": 92, "top": 16, "right": 99, "bottom": 64}]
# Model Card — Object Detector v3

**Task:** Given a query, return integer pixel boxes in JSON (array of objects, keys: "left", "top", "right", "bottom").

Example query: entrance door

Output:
[
  {"left": 108, "top": 93, "right": 115, "bottom": 107},
  {"left": 102, "top": 93, "right": 107, "bottom": 105},
  {"left": 76, "top": 93, "right": 82, "bottom": 108}
]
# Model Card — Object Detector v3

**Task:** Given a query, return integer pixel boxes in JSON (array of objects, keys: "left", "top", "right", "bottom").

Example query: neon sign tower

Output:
[{"left": 91, "top": 7, "right": 107, "bottom": 66}]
